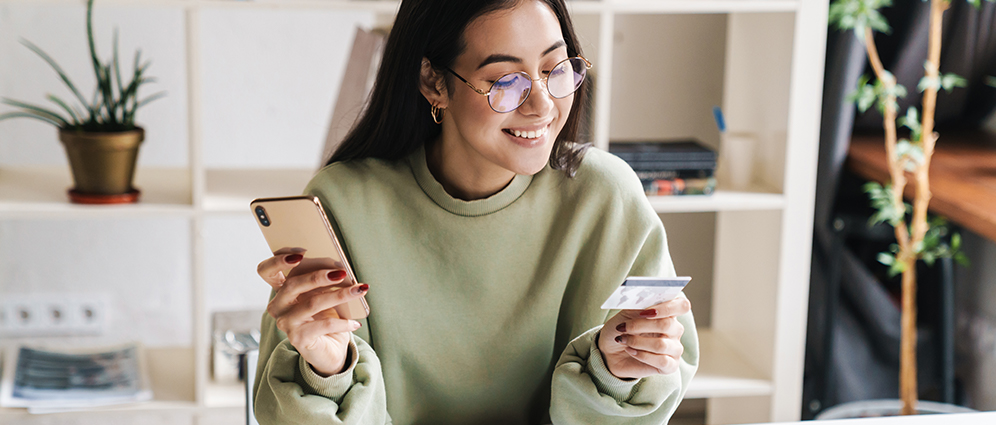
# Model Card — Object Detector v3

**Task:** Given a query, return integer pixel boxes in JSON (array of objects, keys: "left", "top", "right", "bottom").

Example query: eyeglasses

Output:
[{"left": 445, "top": 56, "right": 591, "bottom": 113}]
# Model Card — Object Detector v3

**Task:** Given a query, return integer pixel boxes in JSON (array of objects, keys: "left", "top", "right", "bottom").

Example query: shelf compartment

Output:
[
  {"left": 204, "top": 168, "right": 316, "bottom": 213},
  {"left": 0, "top": 167, "right": 192, "bottom": 217},
  {"left": 569, "top": 0, "right": 798, "bottom": 14},
  {"left": 686, "top": 329, "right": 773, "bottom": 399},
  {"left": 0, "top": 346, "right": 197, "bottom": 417},
  {"left": 649, "top": 189, "right": 784, "bottom": 213}
]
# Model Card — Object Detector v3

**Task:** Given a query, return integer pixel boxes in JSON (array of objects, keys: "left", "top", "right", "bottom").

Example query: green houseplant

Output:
[
  {"left": 827, "top": 0, "right": 991, "bottom": 416},
  {"left": 0, "top": 0, "right": 164, "bottom": 204}
]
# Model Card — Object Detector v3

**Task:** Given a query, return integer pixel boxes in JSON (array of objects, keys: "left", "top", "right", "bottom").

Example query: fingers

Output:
[
  {"left": 614, "top": 316, "right": 684, "bottom": 338},
  {"left": 257, "top": 250, "right": 306, "bottom": 288},
  {"left": 287, "top": 317, "right": 362, "bottom": 351},
  {"left": 615, "top": 334, "right": 683, "bottom": 358},
  {"left": 639, "top": 297, "right": 692, "bottom": 320},
  {"left": 268, "top": 269, "right": 350, "bottom": 317},
  {"left": 273, "top": 282, "right": 368, "bottom": 334},
  {"left": 621, "top": 346, "right": 681, "bottom": 375}
]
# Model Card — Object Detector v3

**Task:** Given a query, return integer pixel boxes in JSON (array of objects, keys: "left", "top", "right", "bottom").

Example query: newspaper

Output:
[{"left": 0, "top": 343, "right": 152, "bottom": 413}]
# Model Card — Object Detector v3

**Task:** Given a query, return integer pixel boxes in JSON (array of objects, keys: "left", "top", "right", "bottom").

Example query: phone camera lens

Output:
[{"left": 255, "top": 206, "right": 271, "bottom": 227}]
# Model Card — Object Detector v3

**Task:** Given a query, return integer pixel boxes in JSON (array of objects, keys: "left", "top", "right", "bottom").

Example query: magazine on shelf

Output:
[{"left": 0, "top": 343, "right": 153, "bottom": 412}]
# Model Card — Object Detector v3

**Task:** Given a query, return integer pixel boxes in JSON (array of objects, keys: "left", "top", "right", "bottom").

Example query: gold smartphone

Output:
[{"left": 250, "top": 195, "right": 369, "bottom": 320}]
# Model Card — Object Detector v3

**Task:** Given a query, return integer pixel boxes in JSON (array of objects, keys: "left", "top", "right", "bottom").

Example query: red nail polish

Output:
[
  {"left": 640, "top": 309, "right": 657, "bottom": 318},
  {"left": 285, "top": 254, "right": 303, "bottom": 264},
  {"left": 614, "top": 335, "right": 624, "bottom": 344},
  {"left": 358, "top": 283, "right": 369, "bottom": 293},
  {"left": 352, "top": 284, "right": 369, "bottom": 296},
  {"left": 328, "top": 270, "right": 347, "bottom": 281},
  {"left": 616, "top": 323, "right": 627, "bottom": 333}
]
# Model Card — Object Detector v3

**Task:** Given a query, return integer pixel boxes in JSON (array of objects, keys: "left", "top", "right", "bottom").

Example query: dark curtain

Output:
[{"left": 803, "top": 0, "right": 996, "bottom": 419}]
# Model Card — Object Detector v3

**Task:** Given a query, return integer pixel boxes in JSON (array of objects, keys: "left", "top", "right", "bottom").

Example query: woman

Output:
[{"left": 253, "top": 0, "right": 698, "bottom": 423}]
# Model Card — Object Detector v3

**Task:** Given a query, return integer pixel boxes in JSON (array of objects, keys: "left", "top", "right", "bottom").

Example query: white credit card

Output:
[{"left": 600, "top": 276, "right": 692, "bottom": 310}]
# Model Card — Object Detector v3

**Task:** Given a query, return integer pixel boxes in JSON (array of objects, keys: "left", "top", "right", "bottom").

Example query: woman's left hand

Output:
[{"left": 598, "top": 296, "right": 691, "bottom": 380}]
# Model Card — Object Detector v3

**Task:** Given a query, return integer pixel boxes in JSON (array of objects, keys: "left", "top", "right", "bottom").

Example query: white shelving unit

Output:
[{"left": 0, "top": 1, "right": 826, "bottom": 424}]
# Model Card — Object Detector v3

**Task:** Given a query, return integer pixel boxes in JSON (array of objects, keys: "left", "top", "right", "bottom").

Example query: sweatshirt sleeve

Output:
[
  {"left": 550, "top": 309, "right": 698, "bottom": 424},
  {"left": 252, "top": 310, "right": 391, "bottom": 424}
]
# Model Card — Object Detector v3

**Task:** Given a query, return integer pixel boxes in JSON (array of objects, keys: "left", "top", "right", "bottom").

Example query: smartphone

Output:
[{"left": 250, "top": 195, "right": 369, "bottom": 320}]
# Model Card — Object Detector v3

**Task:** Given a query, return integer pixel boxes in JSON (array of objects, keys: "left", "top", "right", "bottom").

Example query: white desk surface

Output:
[{"left": 746, "top": 411, "right": 996, "bottom": 424}]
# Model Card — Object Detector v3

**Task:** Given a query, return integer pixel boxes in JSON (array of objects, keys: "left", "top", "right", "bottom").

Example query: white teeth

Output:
[{"left": 509, "top": 127, "right": 546, "bottom": 139}]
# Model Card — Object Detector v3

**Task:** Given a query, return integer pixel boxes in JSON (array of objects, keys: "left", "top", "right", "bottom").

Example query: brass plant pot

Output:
[{"left": 58, "top": 127, "right": 144, "bottom": 199}]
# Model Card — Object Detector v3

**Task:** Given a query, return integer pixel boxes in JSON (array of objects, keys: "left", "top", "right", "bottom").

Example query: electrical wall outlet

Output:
[{"left": 0, "top": 293, "right": 109, "bottom": 337}]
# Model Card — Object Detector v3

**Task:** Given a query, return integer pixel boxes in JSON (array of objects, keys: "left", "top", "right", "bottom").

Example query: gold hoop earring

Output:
[{"left": 431, "top": 104, "right": 444, "bottom": 124}]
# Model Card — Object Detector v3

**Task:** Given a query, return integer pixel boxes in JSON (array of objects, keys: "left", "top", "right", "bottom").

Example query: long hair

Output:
[{"left": 327, "top": 0, "right": 590, "bottom": 176}]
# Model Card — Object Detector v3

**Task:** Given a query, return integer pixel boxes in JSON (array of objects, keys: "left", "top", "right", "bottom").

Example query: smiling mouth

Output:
[{"left": 503, "top": 126, "right": 548, "bottom": 139}]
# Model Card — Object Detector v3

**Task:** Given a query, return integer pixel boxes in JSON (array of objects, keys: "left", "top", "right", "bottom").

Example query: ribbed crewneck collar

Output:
[{"left": 408, "top": 144, "right": 533, "bottom": 217}]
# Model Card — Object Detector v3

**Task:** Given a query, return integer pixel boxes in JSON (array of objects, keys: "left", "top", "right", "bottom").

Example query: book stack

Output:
[{"left": 609, "top": 140, "right": 717, "bottom": 196}]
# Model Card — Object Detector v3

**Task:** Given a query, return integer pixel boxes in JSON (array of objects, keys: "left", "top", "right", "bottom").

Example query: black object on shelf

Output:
[
  {"left": 609, "top": 140, "right": 717, "bottom": 196},
  {"left": 608, "top": 140, "right": 717, "bottom": 163}
]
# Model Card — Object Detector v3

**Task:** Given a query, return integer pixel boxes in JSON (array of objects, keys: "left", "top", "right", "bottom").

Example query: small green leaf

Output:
[
  {"left": 941, "top": 73, "right": 968, "bottom": 92},
  {"left": 878, "top": 252, "right": 895, "bottom": 266},
  {"left": 888, "top": 259, "right": 907, "bottom": 278},
  {"left": 867, "top": 11, "right": 891, "bottom": 34},
  {"left": 955, "top": 252, "right": 970, "bottom": 267},
  {"left": 918, "top": 76, "right": 940, "bottom": 92},
  {"left": 952, "top": 232, "right": 962, "bottom": 250}
]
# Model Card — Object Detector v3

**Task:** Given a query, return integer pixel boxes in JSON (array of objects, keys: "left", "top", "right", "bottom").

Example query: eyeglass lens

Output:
[{"left": 488, "top": 57, "right": 587, "bottom": 113}]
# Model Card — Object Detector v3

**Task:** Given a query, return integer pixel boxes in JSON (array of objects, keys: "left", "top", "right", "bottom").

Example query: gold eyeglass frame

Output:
[{"left": 444, "top": 56, "right": 592, "bottom": 113}]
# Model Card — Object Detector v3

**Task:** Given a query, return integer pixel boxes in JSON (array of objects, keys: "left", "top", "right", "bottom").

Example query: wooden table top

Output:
[{"left": 847, "top": 130, "right": 996, "bottom": 243}]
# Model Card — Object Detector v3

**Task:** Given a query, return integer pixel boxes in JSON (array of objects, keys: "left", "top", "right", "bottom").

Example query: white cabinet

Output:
[{"left": 0, "top": 1, "right": 825, "bottom": 424}]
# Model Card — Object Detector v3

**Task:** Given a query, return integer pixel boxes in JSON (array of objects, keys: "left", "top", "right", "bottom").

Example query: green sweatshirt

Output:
[{"left": 253, "top": 145, "right": 699, "bottom": 424}]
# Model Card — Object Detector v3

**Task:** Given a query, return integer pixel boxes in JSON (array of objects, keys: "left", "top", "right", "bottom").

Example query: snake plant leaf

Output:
[
  {"left": 19, "top": 39, "right": 91, "bottom": 111},
  {"left": 0, "top": 111, "right": 63, "bottom": 127},
  {"left": 101, "top": 64, "right": 117, "bottom": 125},
  {"left": 86, "top": 0, "right": 103, "bottom": 91},
  {"left": 46, "top": 94, "right": 81, "bottom": 126},
  {"left": 1, "top": 98, "right": 70, "bottom": 127},
  {"left": 113, "top": 29, "right": 125, "bottom": 100},
  {"left": 135, "top": 91, "right": 167, "bottom": 109}
]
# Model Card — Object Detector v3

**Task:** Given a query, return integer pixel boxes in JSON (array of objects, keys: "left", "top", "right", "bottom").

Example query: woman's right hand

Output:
[{"left": 257, "top": 251, "right": 368, "bottom": 377}]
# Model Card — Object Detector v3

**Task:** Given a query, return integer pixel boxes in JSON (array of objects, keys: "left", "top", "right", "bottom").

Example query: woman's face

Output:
[{"left": 440, "top": 0, "right": 573, "bottom": 177}]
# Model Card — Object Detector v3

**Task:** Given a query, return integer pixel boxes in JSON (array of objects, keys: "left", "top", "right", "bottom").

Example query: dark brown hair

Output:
[{"left": 328, "top": 0, "right": 590, "bottom": 176}]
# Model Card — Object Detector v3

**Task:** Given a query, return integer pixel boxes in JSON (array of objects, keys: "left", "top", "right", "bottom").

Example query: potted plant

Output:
[
  {"left": 824, "top": 0, "right": 990, "bottom": 416},
  {"left": 0, "top": 0, "right": 164, "bottom": 204}
]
